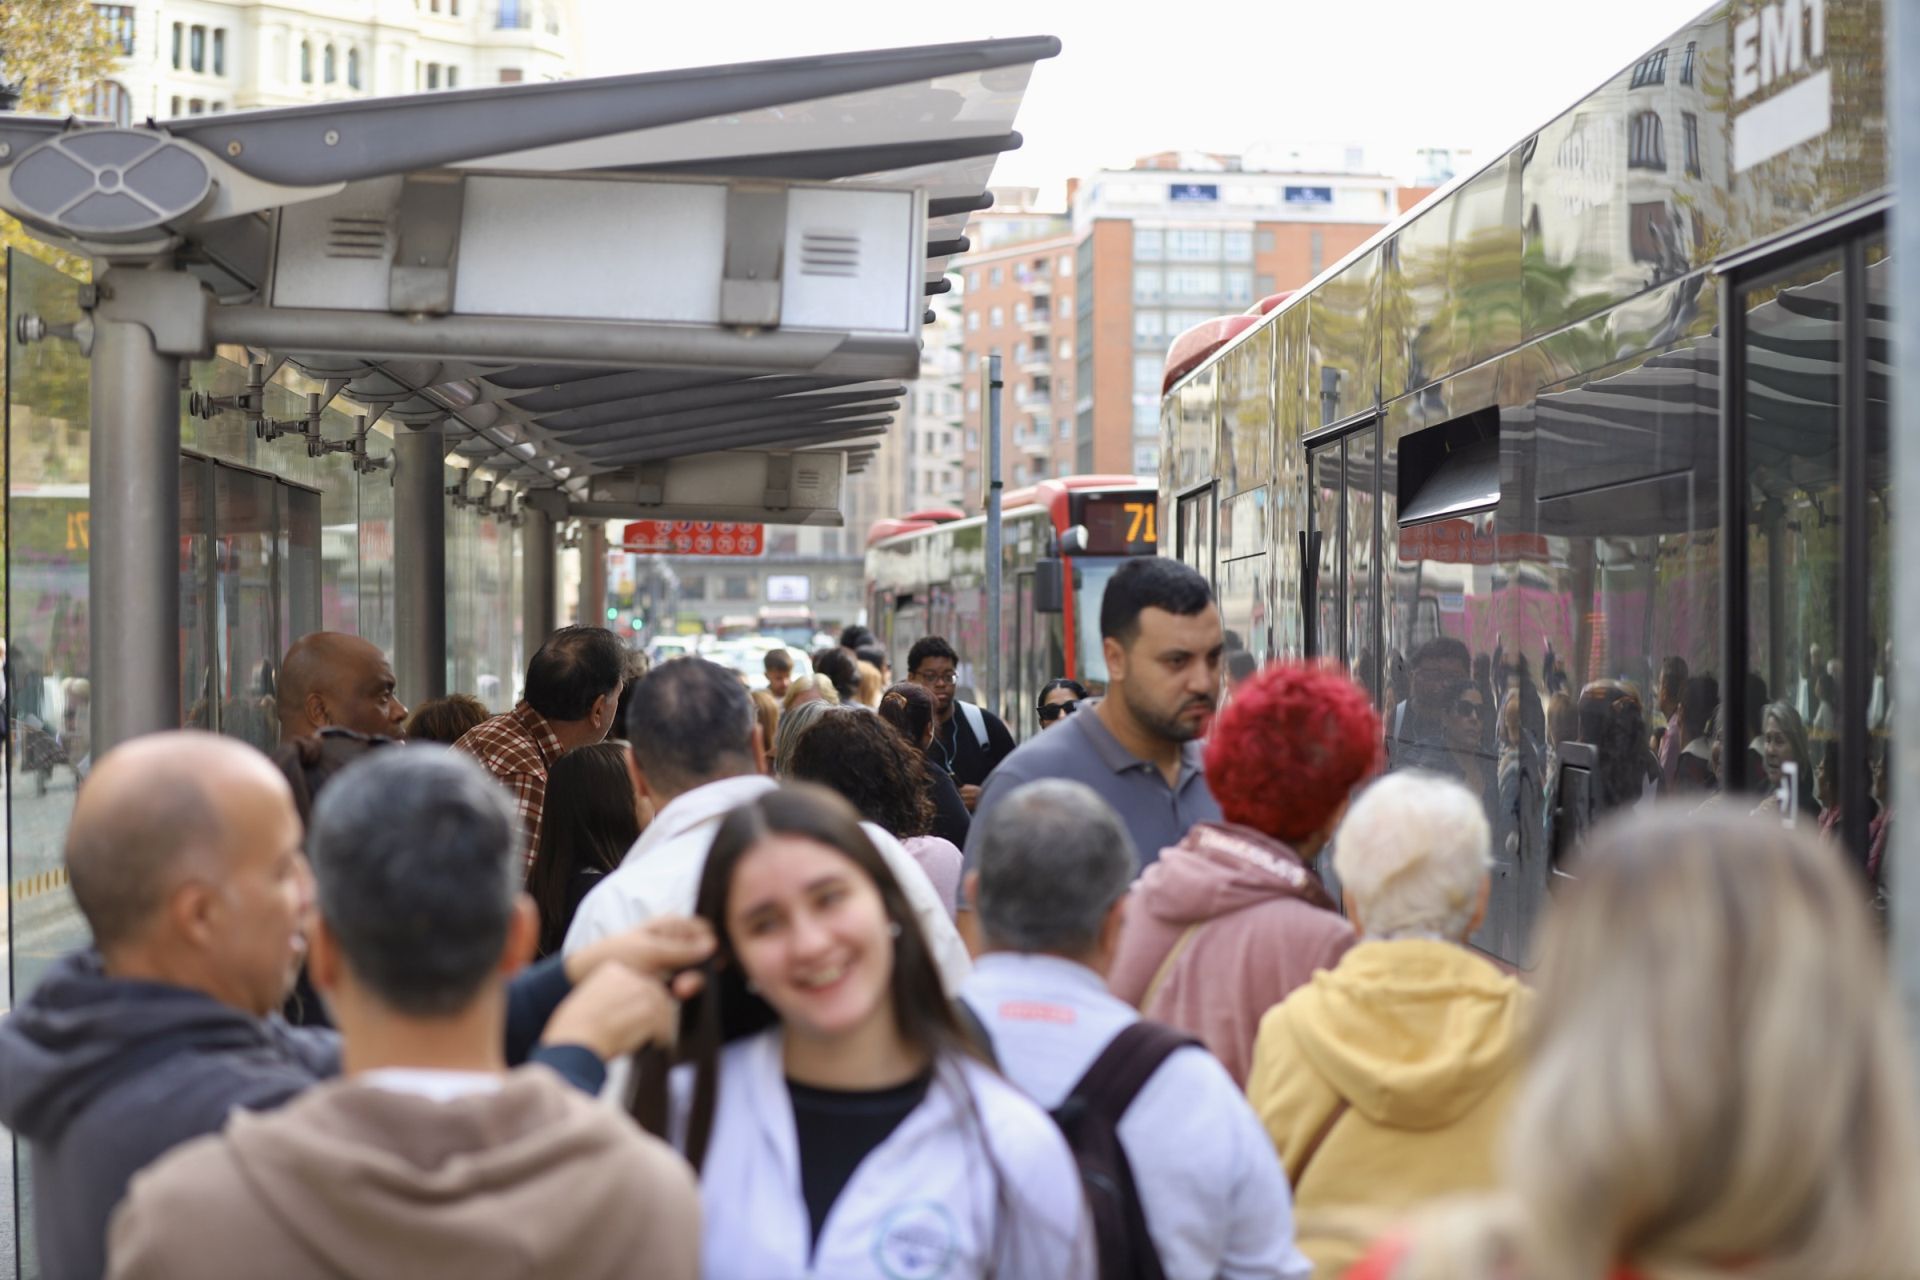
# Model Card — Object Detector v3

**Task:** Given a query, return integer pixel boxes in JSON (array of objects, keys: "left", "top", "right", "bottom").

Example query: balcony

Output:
[
  {"left": 1017, "top": 348, "right": 1051, "bottom": 376},
  {"left": 1020, "top": 308, "right": 1053, "bottom": 335},
  {"left": 1016, "top": 383, "right": 1052, "bottom": 412},
  {"left": 1022, "top": 274, "right": 1053, "bottom": 298}
]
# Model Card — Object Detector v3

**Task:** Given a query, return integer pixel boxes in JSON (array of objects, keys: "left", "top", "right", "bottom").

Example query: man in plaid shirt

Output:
[{"left": 455, "top": 626, "right": 628, "bottom": 864}]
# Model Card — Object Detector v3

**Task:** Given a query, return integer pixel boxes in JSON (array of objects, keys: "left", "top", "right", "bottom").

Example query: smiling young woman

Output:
[{"left": 631, "top": 784, "right": 1091, "bottom": 1279}]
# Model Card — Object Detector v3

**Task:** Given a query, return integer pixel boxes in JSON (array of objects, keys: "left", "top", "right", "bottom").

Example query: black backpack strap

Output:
[
  {"left": 1064, "top": 1020, "right": 1198, "bottom": 1127},
  {"left": 953, "top": 996, "right": 999, "bottom": 1068}
]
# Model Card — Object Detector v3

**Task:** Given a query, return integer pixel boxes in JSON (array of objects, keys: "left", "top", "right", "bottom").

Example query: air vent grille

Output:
[
  {"left": 799, "top": 229, "right": 859, "bottom": 278},
  {"left": 794, "top": 462, "right": 827, "bottom": 490},
  {"left": 327, "top": 215, "right": 388, "bottom": 260}
]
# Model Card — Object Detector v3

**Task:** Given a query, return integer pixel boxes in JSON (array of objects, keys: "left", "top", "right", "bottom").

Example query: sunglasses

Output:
[
  {"left": 1038, "top": 700, "right": 1080, "bottom": 723},
  {"left": 1453, "top": 700, "right": 1485, "bottom": 719}
]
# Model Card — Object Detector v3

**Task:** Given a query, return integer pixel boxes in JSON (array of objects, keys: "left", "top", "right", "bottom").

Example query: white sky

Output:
[{"left": 577, "top": 0, "right": 1713, "bottom": 200}]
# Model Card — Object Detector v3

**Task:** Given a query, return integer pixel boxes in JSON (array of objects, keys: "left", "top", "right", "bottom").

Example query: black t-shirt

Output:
[
  {"left": 788, "top": 1072, "right": 933, "bottom": 1247},
  {"left": 926, "top": 702, "right": 1017, "bottom": 789},
  {"left": 926, "top": 760, "right": 972, "bottom": 848}
]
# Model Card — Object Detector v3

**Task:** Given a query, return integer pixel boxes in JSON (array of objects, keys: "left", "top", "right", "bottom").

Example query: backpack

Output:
[
  {"left": 953, "top": 1004, "right": 1193, "bottom": 1280},
  {"left": 957, "top": 699, "right": 989, "bottom": 749}
]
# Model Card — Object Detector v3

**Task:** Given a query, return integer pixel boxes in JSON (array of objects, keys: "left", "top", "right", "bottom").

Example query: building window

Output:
[
  {"left": 1680, "top": 40, "right": 1697, "bottom": 86},
  {"left": 1014, "top": 302, "right": 1027, "bottom": 325},
  {"left": 1134, "top": 227, "right": 1163, "bottom": 261},
  {"left": 1133, "top": 268, "right": 1163, "bottom": 304},
  {"left": 446, "top": 65, "right": 458, "bottom": 88},
  {"left": 301, "top": 41, "right": 313, "bottom": 83},
  {"left": 171, "top": 21, "right": 183, "bottom": 68},
  {"left": 498, "top": 67, "right": 523, "bottom": 83},
  {"left": 722, "top": 576, "right": 753, "bottom": 601},
  {"left": 188, "top": 97, "right": 205, "bottom": 114},
  {"left": 1682, "top": 112, "right": 1702, "bottom": 177},
  {"left": 169, "top": 95, "right": 183, "bottom": 116},
  {"left": 209, "top": 100, "right": 225, "bottom": 112},
  {"left": 1133, "top": 355, "right": 1162, "bottom": 396},
  {"left": 1134, "top": 310, "right": 1163, "bottom": 343},
  {"left": 1058, "top": 339, "right": 1072, "bottom": 360},
  {"left": 1166, "top": 267, "right": 1222, "bottom": 298},
  {"left": 966, "top": 311, "right": 980, "bottom": 332},
  {"left": 989, "top": 307, "right": 1005, "bottom": 327},
  {"left": 1256, "top": 273, "right": 1276, "bottom": 297},
  {"left": 348, "top": 48, "right": 362, "bottom": 88},
  {"left": 189, "top": 24, "right": 205, "bottom": 72},
  {"left": 325, "top": 45, "right": 338, "bottom": 83},
  {"left": 1256, "top": 228, "right": 1275, "bottom": 254},
  {"left": 1630, "top": 48, "right": 1668, "bottom": 88},
  {"left": 1032, "top": 256, "right": 1050, "bottom": 274},
  {"left": 95, "top": 6, "right": 135, "bottom": 55},
  {"left": 500, "top": 0, "right": 530, "bottom": 27},
  {"left": 426, "top": 62, "right": 441, "bottom": 89},
  {"left": 211, "top": 28, "right": 226, "bottom": 75},
  {"left": 1628, "top": 110, "right": 1666, "bottom": 170},
  {"left": 989, "top": 267, "right": 1003, "bottom": 287},
  {"left": 967, "top": 389, "right": 980, "bottom": 411},
  {"left": 681, "top": 575, "right": 707, "bottom": 601},
  {"left": 1224, "top": 270, "right": 1253, "bottom": 304},
  {"left": 1310, "top": 229, "right": 1325, "bottom": 275},
  {"left": 1168, "top": 228, "right": 1221, "bottom": 261},
  {"left": 967, "top": 269, "right": 979, "bottom": 290},
  {"left": 966, "top": 430, "right": 978, "bottom": 450},
  {"left": 1059, "top": 256, "right": 1073, "bottom": 275},
  {"left": 84, "top": 80, "right": 134, "bottom": 125},
  {"left": 966, "top": 352, "right": 978, "bottom": 372},
  {"left": 1223, "top": 229, "right": 1253, "bottom": 261}
]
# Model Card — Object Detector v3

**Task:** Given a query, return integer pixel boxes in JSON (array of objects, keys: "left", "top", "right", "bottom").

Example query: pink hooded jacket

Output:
[{"left": 1109, "top": 821, "right": 1355, "bottom": 1086}]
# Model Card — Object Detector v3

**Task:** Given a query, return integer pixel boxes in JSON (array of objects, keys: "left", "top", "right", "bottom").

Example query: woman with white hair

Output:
[
  {"left": 1245, "top": 771, "right": 1531, "bottom": 1280},
  {"left": 1346, "top": 806, "right": 1920, "bottom": 1280}
]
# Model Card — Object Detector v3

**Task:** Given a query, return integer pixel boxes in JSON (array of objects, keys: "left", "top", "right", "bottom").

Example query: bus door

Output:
[
  {"left": 1304, "top": 420, "right": 1379, "bottom": 692},
  {"left": 1014, "top": 570, "right": 1037, "bottom": 737},
  {"left": 1722, "top": 220, "right": 1890, "bottom": 872}
]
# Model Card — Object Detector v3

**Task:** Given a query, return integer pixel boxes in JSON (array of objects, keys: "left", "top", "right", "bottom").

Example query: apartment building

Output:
[{"left": 82, "top": 0, "right": 576, "bottom": 123}]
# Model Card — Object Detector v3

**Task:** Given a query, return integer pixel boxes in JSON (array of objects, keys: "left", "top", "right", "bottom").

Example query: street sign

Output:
[{"left": 619, "top": 520, "right": 765, "bottom": 556}]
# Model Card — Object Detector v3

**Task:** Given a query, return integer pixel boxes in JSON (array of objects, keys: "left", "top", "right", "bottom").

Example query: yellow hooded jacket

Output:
[{"left": 1245, "top": 939, "right": 1532, "bottom": 1279}]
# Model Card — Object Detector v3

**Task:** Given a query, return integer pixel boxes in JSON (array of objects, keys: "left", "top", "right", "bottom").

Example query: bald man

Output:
[
  {"left": 0, "top": 732, "right": 712, "bottom": 1280},
  {"left": 277, "top": 631, "right": 408, "bottom": 742}
]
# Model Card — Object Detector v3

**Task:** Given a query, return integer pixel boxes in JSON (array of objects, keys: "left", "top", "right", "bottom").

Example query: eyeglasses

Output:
[
  {"left": 1453, "top": 700, "right": 1485, "bottom": 720},
  {"left": 1038, "top": 700, "right": 1080, "bottom": 723},
  {"left": 912, "top": 669, "right": 958, "bottom": 687}
]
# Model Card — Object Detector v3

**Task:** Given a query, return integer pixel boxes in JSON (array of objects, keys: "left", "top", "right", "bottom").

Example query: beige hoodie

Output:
[{"left": 106, "top": 1066, "right": 698, "bottom": 1280}]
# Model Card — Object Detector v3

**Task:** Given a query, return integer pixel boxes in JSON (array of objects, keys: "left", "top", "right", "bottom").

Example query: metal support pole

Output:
[
  {"left": 984, "top": 354, "right": 1004, "bottom": 721},
  {"left": 393, "top": 422, "right": 447, "bottom": 706},
  {"left": 89, "top": 309, "right": 182, "bottom": 753},
  {"left": 522, "top": 503, "right": 557, "bottom": 652},
  {"left": 1890, "top": 0, "right": 1920, "bottom": 1052},
  {"left": 580, "top": 520, "right": 608, "bottom": 628}
]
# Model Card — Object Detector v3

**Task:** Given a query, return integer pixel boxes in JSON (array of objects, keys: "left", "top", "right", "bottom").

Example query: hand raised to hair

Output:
[
  {"left": 539, "top": 964, "right": 681, "bottom": 1062},
  {"left": 565, "top": 916, "right": 716, "bottom": 991}
]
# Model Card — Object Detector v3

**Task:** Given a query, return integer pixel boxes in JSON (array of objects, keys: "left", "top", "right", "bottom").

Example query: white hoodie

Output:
[{"left": 682, "top": 1029, "right": 1093, "bottom": 1280}]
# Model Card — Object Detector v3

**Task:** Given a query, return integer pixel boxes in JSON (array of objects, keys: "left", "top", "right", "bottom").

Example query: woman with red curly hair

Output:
[{"left": 1107, "top": 661, "right": 1374, "bottom": 1086}]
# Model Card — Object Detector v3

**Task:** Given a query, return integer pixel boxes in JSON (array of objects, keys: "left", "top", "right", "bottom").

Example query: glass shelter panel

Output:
[{"left": 5, "top": 248, "right": 94, "bottom": 1279}]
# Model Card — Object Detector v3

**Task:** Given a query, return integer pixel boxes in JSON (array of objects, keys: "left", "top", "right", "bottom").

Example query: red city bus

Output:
[{"left": 865, "top": 476, "right": 1157, "bottom": 737}]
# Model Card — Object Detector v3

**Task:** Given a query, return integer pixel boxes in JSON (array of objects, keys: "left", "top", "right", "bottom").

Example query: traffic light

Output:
[{"left": 605, "top": 606, "right": 619, "bottom": 621}]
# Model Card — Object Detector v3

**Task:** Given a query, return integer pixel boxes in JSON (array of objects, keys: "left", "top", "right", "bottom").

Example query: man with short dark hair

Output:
[
  {"left": 908, "top": 635, "right": 1016, "bottom": 810},
  {"left": 762, "top": 647, "right": 793, "bottom": 699},
  {"left": 456, "top": 625, "right": 627, "bottom": 860},
  {"left": 565, "top": 659, "right": 969, "bottom": 992},
  {"left": 965, "top": 558, "right": 1223, "bottom": 867},
  {"left": 1388, "top": 636, "right": 1472, "bottom": 766},
  {"left": 107, "top": 749, "right": 701, "bottom": 1280},
  {"left": 0, "top": 732, "right": 698, "bottom": 1280},
  {"left": 960, "top": 780, "right": 1310, "bottom": 1280},
  {"left": 277, "top": 632, "right": 408, "bottom": 743}
]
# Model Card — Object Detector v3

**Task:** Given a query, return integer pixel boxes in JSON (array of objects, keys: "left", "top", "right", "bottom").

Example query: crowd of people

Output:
[{"left": 0, "top": 555, "right": 1914, "bottom": 1280}]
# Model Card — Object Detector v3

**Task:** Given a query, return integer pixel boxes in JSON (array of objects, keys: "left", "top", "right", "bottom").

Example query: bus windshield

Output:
[{"left": 1074, "top": 557, "right": 1126, "bottom": 687}]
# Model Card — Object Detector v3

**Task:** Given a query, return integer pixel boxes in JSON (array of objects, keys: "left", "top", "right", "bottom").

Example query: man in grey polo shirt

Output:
[{"left": 966, "top": 557, "right": 1224, "bottom": 869}]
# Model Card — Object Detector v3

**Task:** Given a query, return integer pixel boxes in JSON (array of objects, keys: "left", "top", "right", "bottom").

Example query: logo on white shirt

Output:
[{"left": 871, "top": 1200, "right": 958, "bottom": 1279}]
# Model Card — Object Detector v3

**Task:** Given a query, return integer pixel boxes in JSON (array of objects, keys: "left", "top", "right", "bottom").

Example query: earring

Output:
[{"left": 888, "top": 922, "right": 902, "bottom": 938}]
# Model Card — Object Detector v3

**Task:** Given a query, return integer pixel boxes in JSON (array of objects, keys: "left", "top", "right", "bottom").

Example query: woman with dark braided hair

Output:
[
  {"left": 876, "top": 681, "right": 970, "bottom": 849},
  {"left": 788, "top": 706, "right": 963, "bottom": 916}
]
